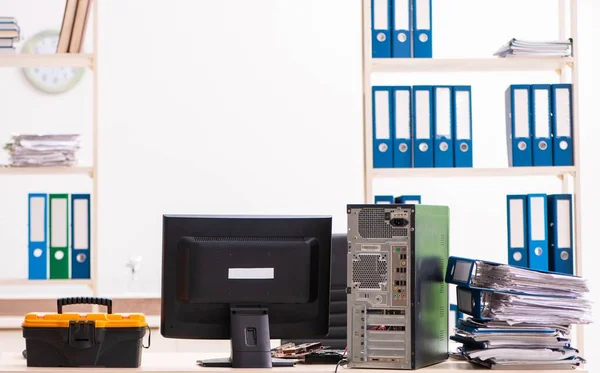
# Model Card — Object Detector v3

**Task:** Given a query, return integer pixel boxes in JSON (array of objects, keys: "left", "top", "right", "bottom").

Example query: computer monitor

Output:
[{"left": 160, "top": 215, "right": 332, "bottom": 368}]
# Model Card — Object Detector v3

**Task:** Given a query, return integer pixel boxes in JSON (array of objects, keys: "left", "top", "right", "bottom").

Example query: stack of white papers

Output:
[
  {"left": 469, "top": 260, "right": 588, "bottom": 297},
  {"left": 494, "top": 38, "right": 572, "bottom": 57},
  {"left": 480, "top": 291, "right": 592, "bottom": 325},
  {"left": 4, "top": 134, "right": 81, "bottom": 167}
]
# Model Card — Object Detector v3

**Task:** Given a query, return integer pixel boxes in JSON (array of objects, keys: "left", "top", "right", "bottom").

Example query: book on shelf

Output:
[
  {"left": 0, "top": 17, "right": 20, "bottom": 54},
  {"left": 57, "top": 0, "right": 78, "bottom": 53},
  {"left": 57, "top": 0, "right": 93, "bottom": 54}
]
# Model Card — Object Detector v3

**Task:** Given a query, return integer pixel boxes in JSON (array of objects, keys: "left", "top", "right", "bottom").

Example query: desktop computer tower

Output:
[{"left": 346, "top": 204, "right": 449, "bottom": 370}]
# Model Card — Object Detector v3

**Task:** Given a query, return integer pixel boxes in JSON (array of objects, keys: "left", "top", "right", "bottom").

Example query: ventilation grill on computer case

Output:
[
  {"left": 358, "top": 209, "right": 408, "bottom": 238},
  {"left": 352, "top": 253, "right": 388, "bottom": 290}
]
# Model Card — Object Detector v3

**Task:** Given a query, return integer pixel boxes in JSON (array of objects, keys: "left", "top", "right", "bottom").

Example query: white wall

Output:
[{"left": 0, "top": 0, "right": 599, "bottom": 366}]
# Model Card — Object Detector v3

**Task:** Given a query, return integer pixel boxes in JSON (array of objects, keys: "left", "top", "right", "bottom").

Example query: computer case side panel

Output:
[{"left": 413, "top": 205, "right": 449, "bottom": 369}]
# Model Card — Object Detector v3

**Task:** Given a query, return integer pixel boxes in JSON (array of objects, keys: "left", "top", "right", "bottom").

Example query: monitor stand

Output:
[{"left": 197, "top": 306, "right": 295, "bottom": 368}]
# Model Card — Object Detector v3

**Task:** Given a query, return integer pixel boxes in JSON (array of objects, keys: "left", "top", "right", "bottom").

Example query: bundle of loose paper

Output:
[
  {"left": 478, "top": 291, "right": 592, "bottom": 325},
  {"left": 452, "top": 317, "right": 586, "bottom": 370},
  {"left": 446, "top": 256, "right": 590, "bottom": 370},
  {"left": 452, "top": 318, "right": 571, "bottom": 350},
  {"left": 468, "top": 260, "right": 588, "bottom": 298},
  {"left": 494, "top": 38, "right": 572, "bottom": 57},
  {"left": 4, "top": 134, "right": 81, "bottom": 167},
  {"left": 456, "top": 347, "right": 585, "bottom": 370}
]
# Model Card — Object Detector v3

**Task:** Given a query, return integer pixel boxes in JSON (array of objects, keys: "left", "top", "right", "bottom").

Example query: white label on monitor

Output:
[{"left": 228, "top": 268, "right": 274, "bottom": 280}]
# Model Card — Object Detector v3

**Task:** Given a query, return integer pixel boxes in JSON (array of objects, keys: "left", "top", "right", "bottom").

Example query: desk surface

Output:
[{"left": 0, "top": 353, "right": 587, "bottom": 373}]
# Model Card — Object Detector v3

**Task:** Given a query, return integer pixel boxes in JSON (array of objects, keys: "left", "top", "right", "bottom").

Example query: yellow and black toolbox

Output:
[{"left": 22, "top": 297, "right": 150, "bottom": 367}]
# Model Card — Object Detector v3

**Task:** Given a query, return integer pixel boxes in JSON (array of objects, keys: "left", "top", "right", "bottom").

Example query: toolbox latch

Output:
[{"left": 68, "top": 320, "right": 97, "bottom": 349}]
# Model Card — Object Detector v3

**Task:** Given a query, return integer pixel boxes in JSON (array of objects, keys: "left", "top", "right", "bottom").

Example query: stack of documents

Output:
[
  {"left": 4, "top": 134, "right": 81, "bottom": 167},
  {"left": 446, "top": 256, "right": 590, "bottom": 370},
  {"left": 0, "top": 17, "right": 20, "bottom": 54},
  {"left": 494, "top": 38, "right": 572, "bottom": 58}
]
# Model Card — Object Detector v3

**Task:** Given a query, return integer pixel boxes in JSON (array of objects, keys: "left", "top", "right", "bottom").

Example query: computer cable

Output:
[{"left": 334, "top": 358, "right": 348, "bottom": 373}]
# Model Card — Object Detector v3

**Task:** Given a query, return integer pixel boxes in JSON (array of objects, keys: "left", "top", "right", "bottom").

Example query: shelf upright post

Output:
[
  {"left": 91, "top": 0, "right": 99, "bottom": 300},
  {"left": 362, "top": 0, "right": 374, "bottom": 204},
  {"left": 568, "top": 0, "right": 584, "bottom": 356}
]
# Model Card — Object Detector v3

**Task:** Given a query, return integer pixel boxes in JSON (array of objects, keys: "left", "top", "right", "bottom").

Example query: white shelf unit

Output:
[
  {"left": 0, "top": 53, "right": 93, "bottom": 68},
  {"left": 0, "top": 2, "right": 99, "bottom": 296},
  {"left": 0, "top": 166, "right": 93, "bottom": 177},
  {"left": 360, "top": 0, "right": 585, "bottom": 368},
  {"left": 371, "top": 56, "right": 574, "bottom": 73}
]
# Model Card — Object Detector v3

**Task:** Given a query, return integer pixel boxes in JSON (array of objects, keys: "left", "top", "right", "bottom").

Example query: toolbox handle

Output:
[{"left": 57, "top": 297, "right": 113, "bottom": 314}]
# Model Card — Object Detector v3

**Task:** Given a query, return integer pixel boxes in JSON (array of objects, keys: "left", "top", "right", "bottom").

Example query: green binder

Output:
[{"left": 49, "top": 194, "right": 69, "bottom": 279}]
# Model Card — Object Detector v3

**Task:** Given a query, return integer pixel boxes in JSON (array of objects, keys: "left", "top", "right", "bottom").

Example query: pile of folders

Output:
[
  {"left": 374, "top": 194, "right": 421, "bottom": 204},
  {"left": 370, "top": 0, "right": 433, "bottom": 58},
  {"left": 446, "top": 257, "right": 590, "bottom": 370},
  {"left": 27, "top": 193, "right": 91, "bottom": 280},
  {"left": 372, "top": 85, "right": 473, "bottom": 169},
  {"left": 506, "top": 193, "right": 574, "bottom": 275},
  {"left": 506, "top": 84, "right": 574, "bottom": 167}
]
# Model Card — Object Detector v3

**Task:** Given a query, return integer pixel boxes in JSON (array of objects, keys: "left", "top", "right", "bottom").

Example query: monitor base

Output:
[
  {"left": 196, "top": 306, "right": 297, "bottom": 368},
  {"left": 197, "top": 358, "right": 296, "bottom": 368}
]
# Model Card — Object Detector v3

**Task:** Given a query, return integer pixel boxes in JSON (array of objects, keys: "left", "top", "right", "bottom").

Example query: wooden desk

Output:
[{"left": 0, "top": 352, "right": 586, "bottom": 373}]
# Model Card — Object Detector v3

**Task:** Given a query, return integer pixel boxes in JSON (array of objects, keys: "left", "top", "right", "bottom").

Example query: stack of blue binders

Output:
[
  {"left": 372, "top": 85, "right": 473, "bottom": 168},
  {"left": 370, "top": 0, "right": 433, "bottom": 58},
  {"left": 374, "top": 195, "right": 421, "bottom": 204},
  {"left": 506, "top": 193, "right": 574, "bottom": 274},
  {"left": 27, "top": 193, "right": 91, "bottom": 280},
  {"left": 506, "top": 84, "right": 574, "bottom": 167},
  {"left": 445, "top": 256, "right": 590, "bottom": 370}
]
